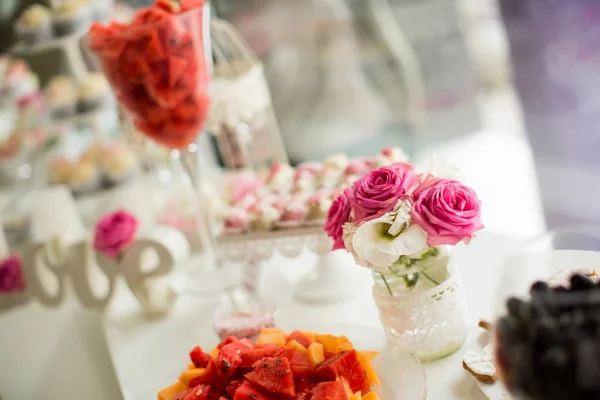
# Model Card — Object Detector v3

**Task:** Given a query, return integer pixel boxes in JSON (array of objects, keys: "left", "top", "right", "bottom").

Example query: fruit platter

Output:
[{"left": 157, "top": 328, "right": 425, "bottom": 400}]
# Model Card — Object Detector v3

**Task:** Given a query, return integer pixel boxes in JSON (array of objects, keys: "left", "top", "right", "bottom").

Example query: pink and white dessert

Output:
[
  {"left": 376, "top": 146, "right": 408, "bottom": 166},
  {"left": 213, "top": 307, "right": 275, "bottom": 341},
  {"left": 69, "top": 160, "right": 100, "bottom": 194},
  {"left": 306, "top": 190, "right": 333, "bottom": 225},
  {"left": 45, "top": 76, "right": 78, "bottom": 119},
  {"left": 344, "top": 158, "right": 375, "bottom": 177},
  {"left": 316, "top": 165, "right": 343, "bottom": 190},
  {"left": 250, "top": 204, "right": 281, "bottom": 231},
  {"left": 14, "top": 5, "right": 53, "bottom": 45},
  {"left": 294, "top": 162, "right": 323, "bottom": 181},
  {"left": 277, "top": 200, "right": 308, "bottom": 228},
  {"left": 223, "top": 208, "right": 250, "bottom": 235},
  {"left": 100, "top": 143, "right": 139, "bottom": 185},
  {"left": 323, "top": 153, "right": 349, "bottom": 171},
  {"left": 265, "top": 163, "right": 294, "bottom": 193}
]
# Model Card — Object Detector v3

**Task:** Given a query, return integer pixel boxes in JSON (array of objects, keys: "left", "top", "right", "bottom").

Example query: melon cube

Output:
[
  {"left": 350, "top": 392, "right": 362, "bottom": 400},
  {"left": 362, "top": 391, "right": 381, "bottom": 400},
  {"left": 187, "top": 362, "right": 195, "bottom": 370},
  {"left": 178, "top": 368, "right": 206, "bottom": 386},
  {"left": 209, "top": 347, "right": 219, "bottom": 358},
  {"left": 287, "top": 340, "right": 309, "bottom": 355},
  {"left": 357, "top": 353, "right": 380, "bottom": 386},
  {"left": 339, "top": 377, "right": 353, "bottom": 398},
  {"left": 357, "top": 351, "right": 379, "bottom": 361},
  {"left": 260, "top": 328, "right": 285, "bottom": 336},
  {"left": 301, "top": 331, "right": 318, "bottom": 343},
  {"left": 308, "top": 342, "right": 325, "bottom": 365},
  {"left": 316, "top": 334, "right": 342, "bottom": 354},
  {"left": 158, "top": 382, "right": 187, "bottom": 400},
  {"left": 256, "top": 333, "right": 286, "bottom": 346}
]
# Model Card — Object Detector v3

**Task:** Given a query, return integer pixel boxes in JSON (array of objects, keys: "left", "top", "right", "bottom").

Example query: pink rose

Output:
[
  {"left": 325, "top": 189, "right": 353, "bottom": 250},
  {"left": 0, "top": 256, "right": 25, "bottom": 292},
  {"left": 350, "top": 163, "right": 420, "bottom": 223},
  {"left": 411, "top": 176, "right": 484, "bottom": 247},
  {"left": 94, "top": 210, "right": 139, "bottom": 258}
]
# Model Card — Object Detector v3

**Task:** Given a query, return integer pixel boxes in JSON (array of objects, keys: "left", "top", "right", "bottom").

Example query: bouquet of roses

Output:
[{"left": 325, "top": 161, "right": 483, "bottom": 290}]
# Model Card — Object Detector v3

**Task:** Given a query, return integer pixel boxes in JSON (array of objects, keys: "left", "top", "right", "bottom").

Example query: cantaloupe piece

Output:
[
  {"left": 187, "top": 362, "right": 195, "bottom": 370},
  {"left": 308, "top": 342, "right": 325, "bottom": 365},
  {"left": 361, "top": 391, "right": 381, "bottom": 400},
  {"left": 316, "top": 334, "right": 342, "bottom": 353},
  {"left": 301, "top": 331, "right": 317, "bottom": 343},
  {"left": 357, "top": 351, "right": 379, "bottom": 361},
  {"left": 178, "top": 368, "right": 206, "bottom": 386},
  {"left": 209, "top": 346, "right": 219, "bottom": 358},
  {"left": 287, "top": 339, "right": 309, "bottom": 355},
  {"left": 339, "top": 377, "right": 353, "bottom": 398},
  {"left": 260, "top": 328, "right": 285, "bottom": 336},
  {"left": 158, "top": 382, "right": 187, "bottom": 400},
  {"left": 256, "top": 332, "right": 286, "bottom": 346},
  {"left": 350, "top": 392, "right": 362, "bottom": 400},
  {"left": 357, "top": 353, "right": 380, "bottom": 386}
]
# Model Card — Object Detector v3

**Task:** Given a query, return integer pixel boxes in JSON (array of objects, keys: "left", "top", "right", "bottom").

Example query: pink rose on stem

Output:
[
  {"left": 325, "top": 189, "right": 353, "bottom": 250},
  {"left": 350, "top": 162, "right": 420, "bottom": 224},
  {"left": 411, "top": 176, "right": 484, "bottom": 247},
  {"left": 0, "top": 256, "right": 25, "bottom": 292},
  {"left": 94, "top": 210, "right": 139, "bottom": 259}
]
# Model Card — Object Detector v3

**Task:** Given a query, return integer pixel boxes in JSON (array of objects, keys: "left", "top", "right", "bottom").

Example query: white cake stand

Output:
[
  {"left": 218, "top": 226, "right": 362, "bottom": 304},
  {"left": 10, "top": 31, "right": 90, "bottom": 83}
]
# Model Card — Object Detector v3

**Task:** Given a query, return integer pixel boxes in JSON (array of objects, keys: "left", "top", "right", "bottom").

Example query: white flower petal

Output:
[{"left": 378, "top": 224, "right": 428, "bottom": 256}]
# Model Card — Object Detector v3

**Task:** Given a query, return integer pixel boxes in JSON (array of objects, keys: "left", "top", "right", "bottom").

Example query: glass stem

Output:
[
  {"left": 380, "top": 273, "right": 394, "bottom": 296},
  {"left": 420, "top": 271, "right": 440, "bottom": 286}
]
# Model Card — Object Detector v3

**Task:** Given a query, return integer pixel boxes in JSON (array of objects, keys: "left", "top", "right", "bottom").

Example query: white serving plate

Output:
[{"left": 103, "top": 293, "right": 426, "bottom": 400}]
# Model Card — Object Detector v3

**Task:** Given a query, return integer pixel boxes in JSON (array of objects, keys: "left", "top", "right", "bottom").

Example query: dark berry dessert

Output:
[{"left": 496, "top": 273, "right": 600, "bottom": 400}]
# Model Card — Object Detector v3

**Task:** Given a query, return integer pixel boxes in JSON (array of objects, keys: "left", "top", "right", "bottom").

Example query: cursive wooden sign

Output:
[{"left": 0, "top": 226, "right": 190, "bottom": 315}]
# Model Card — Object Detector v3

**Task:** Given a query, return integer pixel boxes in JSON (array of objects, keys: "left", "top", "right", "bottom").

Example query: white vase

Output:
[{"left": 372, "top": 251, "right": 469, "bottom": 361}]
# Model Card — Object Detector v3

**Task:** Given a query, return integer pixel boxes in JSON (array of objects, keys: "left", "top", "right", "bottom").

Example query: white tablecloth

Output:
[{"left": 0, "top": 231, "right": 520, "bottom": 400}]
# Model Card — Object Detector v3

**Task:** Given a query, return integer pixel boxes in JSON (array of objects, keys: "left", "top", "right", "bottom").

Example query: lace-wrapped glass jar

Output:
[{"left": 372, "top": 246, "right": 469, "bottom": 361}]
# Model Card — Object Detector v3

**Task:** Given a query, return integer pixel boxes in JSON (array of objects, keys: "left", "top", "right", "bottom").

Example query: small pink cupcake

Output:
[
  {"left": 292, "top": 176, "right": 316, "bottom": 195},
  {"left": 250, "top": 204, "right": 281, "bottom": 231},
  {"left": 231, "top": 176, "right": 263, "bottom": 205},
  {"left": 223, "top": 208, "right": 250, "bottom": 235},
  {"left": 277, "top": 200, "right": 308, "bottom": 228},
  {"left": 323, "top": 153, "right": 349, "bottom": 171},
  {"left": 376, "top": 146, "right": 408, "bottom": 166},
  {"left": 305, "top": 190, "right": 333, "bottom": 226},
  {"left": 266, "top": 163, "right": 294, "bottom": 193},
  {"left": 316, "top": 165, "right": 343, "bottom": 190},
  {"left": 345, "top": 158, "right": 373, "bottom": 177},
  {"left": 294, "top": 162, "right": 323, "bottom": 180}
]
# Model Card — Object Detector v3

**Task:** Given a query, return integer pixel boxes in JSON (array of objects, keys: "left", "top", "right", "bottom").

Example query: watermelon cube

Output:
[
  {"left": 311, "top": 381, "right": 348, "bottom": 400},
  {"left": 218, "top": 340, "right": 255, "bottom": 376},
  {"left": 189, "top": 346, "right": 212, "bottom": 368},
  {"left": 312, "top": 350, "right": 370, "bottom": 394},
  {"left": 291, "top": 351, "right": 314, "bottom": 378},
  {"left": 245, "top": 357, "right": 296, "bottom": 398},
  {"left": 234, "top": 381, "right": 277, "bottom": 400},
  {"left": 183, "top": 384, "right": 212, "bottom": 400}
]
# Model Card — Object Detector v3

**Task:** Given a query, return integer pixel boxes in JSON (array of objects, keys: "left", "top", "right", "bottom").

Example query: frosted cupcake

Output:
[
  {"left": 266, "top": 163, "right": 294, "bottom": 193},
  {"left": 48, "top": 158, "right": 72, "bottom": 185},
  {"left": 223, "top": 208, "right": 250, "bottom": 235},
  {"left": 79, "top": 141, "right": 105, "bottom": 164},
  {"left": 277, "top": 200, "right": 308, "bottom": 229},
  {"left": 45, "top": 76, "right": 78, "bottom": 119},
  {"left": 305, "top": 190, "right": 333, "bottom": 226},
  {"left": 376, "top": 146, "right": 408, "bottom": 166},
  {"left": 69, "top": 160, "right": 100, "bottom": 194},
  {"left": 77, "top": 73, "right": 113, "bottom": 113},
  {"left": 345, "top": 158, "right": 374, "bottom": 177},
  {"left": 52, "top": 2, "right": 91, "bottom": 37},
  {"left": 249, "top": 204, "right": 281, "bottom": 231},
  {"left": 294, "top": 162, "right": 322, "bottom": 180},
  {"left": 324, "top": 153, "right": 349, "bottom": 171},
  {"left": 100, "top": 143, "right": 139, "bottom": 186},
  {"left": 14, "top": 5, "right": 53, "bottom": 45},
  {"left": 316, "top": 165, "right": 343, "bottom": 190}
]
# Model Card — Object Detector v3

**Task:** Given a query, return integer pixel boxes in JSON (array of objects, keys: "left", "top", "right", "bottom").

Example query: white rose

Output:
[{"left": 351, "top": 215, "right": 428, "bottom": 272}]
